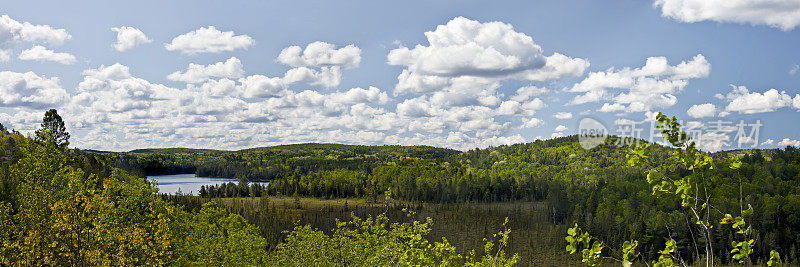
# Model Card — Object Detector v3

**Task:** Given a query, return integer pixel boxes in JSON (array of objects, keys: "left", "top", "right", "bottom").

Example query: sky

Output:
[{"left": 1, "top": 0, "right": 799, "bottom": 151}]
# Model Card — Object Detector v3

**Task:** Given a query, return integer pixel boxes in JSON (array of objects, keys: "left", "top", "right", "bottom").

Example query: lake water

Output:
[{"left": 147, "top": 173, "right": 269, "bottom": 195}]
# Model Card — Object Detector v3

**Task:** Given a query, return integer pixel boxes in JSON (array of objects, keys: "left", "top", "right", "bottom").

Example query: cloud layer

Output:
[
  {"left": 0, "top": 71, "right": 68, "bottom": 108},
  {"left": 1, "top": 13, "right": 798, "bottom": 152},
  {"left": 0, "top": 14, "right": 71, "bottom": 63},
  {"left": 18, "top": 45, "right": 75, "bottom": 64},
  {"left": 655, "top": 0, "right": 800, "bottom": 31},
  {"left": 569, "top": 54, "right": 710, "bottom": 113},
  {"left": 165, "top": 26, "right": 254, "bottom": 55},
  {"left": 112, "top": 26, "right": 151, "bottom": 51}
]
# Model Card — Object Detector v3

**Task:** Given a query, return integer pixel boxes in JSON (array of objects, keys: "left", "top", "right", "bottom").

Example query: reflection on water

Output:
[{"left": 148, "top": 173, "right": 269, "bottom": 195}]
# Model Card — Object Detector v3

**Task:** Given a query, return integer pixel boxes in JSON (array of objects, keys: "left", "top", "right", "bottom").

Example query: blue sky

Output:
[{"left": 1, "top": 0, "right": 799, "bottom": 151}]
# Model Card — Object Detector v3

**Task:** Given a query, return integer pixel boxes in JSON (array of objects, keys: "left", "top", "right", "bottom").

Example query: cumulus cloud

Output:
[
  {"left": 687, "top": 103, "right": 716, "bottom": 118},
  {"left": 74, "top": 63, "right": 180, "bottom": 113},
  {"left": 330, "top": 86, "right": 390, "bottom": 105},
  {"left": 522, "top": 117, "right": 544, "bottom": 128},
  {"left": 238, "top": 74, "right": 286, "bottom": 99},
  {"left": 554, "top": 112, "right": 573, "bottom": 119},
  {"left": 0, "top": 14, "right": 71, "bottom": 48},
  {"left": 554, "top": 125, "right": 568, "bottom": 132},
  {"left": 165, "top": 26, "right": 253, "bottom": 55},
  {"left": 510, "top": 85, "right": 549, "bottom": 102},
  {"left": 17, "top": 45, "right": 75, "bottom": 64},
  {"left": 282, "top": 66, "right": 342, "bottom": 88},
  {"left": 112, "top": 26, "right": 151, "bottom": 51},
  {"left": 2, "top": 19, "right": 586, "bottom": 151},
  {"left": 234, "top": 42, "right": 363, "bottom": 89},
  {"left": 778, "top": 138, "right": 800, "bottom": 147},
  {"left": 721, "top": 85, "right": 799, "bottom": 114},
  {"left": 0, "top": 71, "right": 68, "bottom": 108},
  {"left": 278, "top": 41, "right": 361, "bottom": 69},
  {"left": 388, "top": 16, "right": 547, "bottom": 77},
  {"left": 654, "top": 0, "right": 800, "bottom": 31},
  {"left": 389, "top": 17, "right": 587, "bottom": 95},
  {"left": 397, "top": 98, "right": 437, "bottom": 118},
  {"left": 168, "top": 57, "right": 245, "bottom": 83},
  {"left": 569, "top": 54, "right": 710, "bottom": 113}
]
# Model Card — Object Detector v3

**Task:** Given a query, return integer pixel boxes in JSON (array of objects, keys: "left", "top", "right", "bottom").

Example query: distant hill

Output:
[
  {"left": 128, "top": 148, "right": 226, "bottom": 154},
  {"left": 123, "top": 143, "right": 460, "bottom": 159}
]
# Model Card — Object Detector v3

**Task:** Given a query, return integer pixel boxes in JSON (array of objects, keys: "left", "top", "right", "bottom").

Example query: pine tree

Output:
[{"left": 35, "top": 109, "right": 70, "bottom": 148}]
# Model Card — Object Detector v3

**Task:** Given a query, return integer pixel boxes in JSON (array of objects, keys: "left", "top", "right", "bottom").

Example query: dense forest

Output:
[
  {"left": 1, "top": 109, "right": 798, "bottom": 265},
  {"left": 99, "top": 115, "right": 800, "bottom": 265},
  {"left": 0, "top": 110, "right": 517, "bottom": 266}
]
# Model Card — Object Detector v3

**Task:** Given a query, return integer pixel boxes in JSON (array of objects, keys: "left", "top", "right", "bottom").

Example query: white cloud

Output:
[
  {"left": 721, "top": 85, "right": 799, "bottom": 114},
  {"left": 522, "top": 117, "right": 544, "bottom": 128},
  {"left": 554, "top": 125, "right": 568, "bottom": 132},
  {"left": 278, "top": 41, "right": 361, "bottom": 69},
  {"left": 168, "top": 57, "right": 245, "bottom": 83},
  {"left": 262, "top": 42, "right": 363, "bottom": 88},
  {"left": 165, "top": 26, "right": 253, "bottom": 55},
  {"left": 0, "top": 14, "right": 71, "bottom": 48},
  {"left": 74, "top": 63, "right": 180, "bottom": 113},
  {"left": 761, "top": 139, "right": 774, "bottom": 146},
  {"left": 388, "top": 17, "right": 587, "bottom": 95},
  {"left": 0, "top": 50, "right": 9, "bottom": 62},
  {"left": 282, "top": 66, "right": 342, "bottom": 88},
  {"left": 0, "top": 71, "right": 68, "bottom": 108},
  {"left": 238, "top": 74, "right": 286, "bottom": 99},
  {"left": 388, "top": 16, "right": 546, "bottom": 77},
  {"left": 330, "top": 86, "right": 389, "bottom": 105},
  {"left": 687, "top": 103, "right": 716, "bottom": 118},
  {"left": 790, "top": 64, "right": 799, "bottom": 75},
  {"left": 569, "top": 54, "right": 710, "bottom": 113},
  {"left": 397, "top": 98, "right": 437, "bottom": 118},
  {"left": 654, "top": 0, "right": 800, "bottom": 31},
  {"left": 599, "top": 103, "right": 626, "bottom": 113},
  {"left": 778, "top": 138, "right": 800, "bottom": 147},
  {"left": 510, "top": 85, "right": 549, "bottom": 102},
  {"left": 17, "top": 45, "right": 75, "bottom": 64},
  {"left": 554, "top": 112, "right": 573, "bottom": 119},
  {"left": 112, "top": 26, "right": 151, "bottom": 51}
]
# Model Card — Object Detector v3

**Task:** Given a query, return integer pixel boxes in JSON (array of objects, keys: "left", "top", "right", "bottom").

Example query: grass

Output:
[{"left": 166, "top": 195, "right": 591, "bottom": 266}]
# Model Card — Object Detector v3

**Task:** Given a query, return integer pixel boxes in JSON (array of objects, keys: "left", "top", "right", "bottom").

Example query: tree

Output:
[
  {"left": 0, "top": 122, "right": 5, "bottom": 132},
  {"left": 35, "top": 109, "right": 70, "bottom": 148}
]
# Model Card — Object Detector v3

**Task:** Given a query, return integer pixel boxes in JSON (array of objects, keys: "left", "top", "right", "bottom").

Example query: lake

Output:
[{"left": 147, "top": 173, "right": 269, "bottom": 195}]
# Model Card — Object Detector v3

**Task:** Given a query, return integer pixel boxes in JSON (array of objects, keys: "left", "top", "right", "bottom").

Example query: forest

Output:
[{"left": 0, "top": 109, "right": 798, "bottom": 265}]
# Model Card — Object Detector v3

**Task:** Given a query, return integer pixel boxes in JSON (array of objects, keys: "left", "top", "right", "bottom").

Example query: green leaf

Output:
[{"left": 742, "top": 204, "right": 754, "bottom": 216}]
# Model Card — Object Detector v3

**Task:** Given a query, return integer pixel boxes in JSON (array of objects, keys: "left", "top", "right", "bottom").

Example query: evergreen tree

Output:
[{"left": 35, "top": 109, "right": 70, "bottom": 148}]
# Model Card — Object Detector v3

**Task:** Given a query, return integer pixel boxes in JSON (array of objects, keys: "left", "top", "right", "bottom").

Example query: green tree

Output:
[{"left": 35, "top": 109, "right": 70, "bottom": 148}]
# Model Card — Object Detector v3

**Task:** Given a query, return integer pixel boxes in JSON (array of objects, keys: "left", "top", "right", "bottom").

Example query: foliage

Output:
[
  {"left": 654, "top": 239, "right": 678, "bottom": 267},
  {"left": 34, "top": 109, "right": 70, "bottom": 148},
  {"left": 105, "top": 131, "right": 800, "bottom": 264},
  {"left": 565, "top": 224, "right": 605, "bottom": 266},
  {"left": 268, "top": 192, "right": 519, "bottom": 266},
  {"left": 767, "top": 250, "right": 782, "bottom": 267},
  {"left": 621, "top": 240, "right": 639, "bottom": 267},
  {"left": 0, "top": 113, "right": 268, "bottom": 265}
]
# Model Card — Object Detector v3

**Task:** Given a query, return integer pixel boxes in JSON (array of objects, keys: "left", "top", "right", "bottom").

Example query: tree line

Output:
[{"left": 0, "top": 109, "right": 517, "bottom": 266}]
